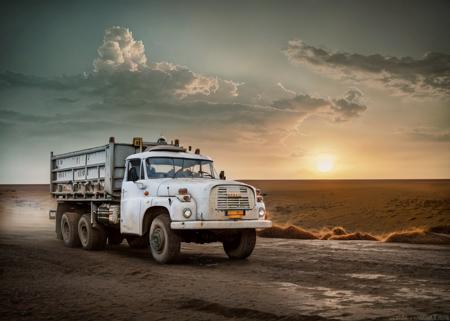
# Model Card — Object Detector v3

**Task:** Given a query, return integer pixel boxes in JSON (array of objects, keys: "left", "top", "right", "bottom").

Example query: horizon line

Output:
[{"left": 1, "top": 178, "right": 450, "bottom": 186}]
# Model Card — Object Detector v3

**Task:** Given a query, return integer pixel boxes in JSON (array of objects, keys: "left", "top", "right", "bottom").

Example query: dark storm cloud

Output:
[
  {"left": 284, "top": 40, "right": 450, "bottom": 98},
  {"left": 272, "top": 88, "right": 367, "bottom": 122},
  {"left": 0, "top": 27, "right": 240, "bottom": 102},
  {"left": 0, "top": 65, "right": 235, "bottom": 102},
  {"left": 0, "top": 26, "right": 368, "bottom": 143},
  {"left": 0, "top": 71, "right": 89, "bottom": 91}
]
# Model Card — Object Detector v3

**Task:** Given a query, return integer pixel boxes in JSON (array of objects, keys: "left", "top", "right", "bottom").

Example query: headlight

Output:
[
  {"left": 258, "top": 207, "right": 265, "bottom": 218},
  {"left": 183, "top": 208, "right": 192, "bottom": 218}
]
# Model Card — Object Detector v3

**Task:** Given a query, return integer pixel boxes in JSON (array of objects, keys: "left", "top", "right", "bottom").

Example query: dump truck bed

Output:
[{"left": 50, "top": 140, "right": 138, "bottom": 201}]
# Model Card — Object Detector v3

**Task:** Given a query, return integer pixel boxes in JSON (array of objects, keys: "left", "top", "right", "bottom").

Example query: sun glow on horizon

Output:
[{"left": 315, "top": 154, "right": 336, "bottom": 173}]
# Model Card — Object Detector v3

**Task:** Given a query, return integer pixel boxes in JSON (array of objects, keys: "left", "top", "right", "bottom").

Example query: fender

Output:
[{"left": 139, "top": 196, "right": 197, "bottom": 235}]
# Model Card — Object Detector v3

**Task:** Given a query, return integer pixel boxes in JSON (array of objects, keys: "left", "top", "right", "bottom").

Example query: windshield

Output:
[{"left": 145, "top": 157, "right": 216, "bottom": 179}]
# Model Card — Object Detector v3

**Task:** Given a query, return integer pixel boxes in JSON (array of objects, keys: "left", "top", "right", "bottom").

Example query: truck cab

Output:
[
  {"left": 121, "top": 144, "right": 271, "bottom": 262},
  {"left": 51, "top": 137, "right": 271, "bottom": 263}
]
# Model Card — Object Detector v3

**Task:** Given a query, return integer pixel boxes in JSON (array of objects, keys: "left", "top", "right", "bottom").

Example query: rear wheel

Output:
[
  {"left": 61, "top": 213, "right": 81, "bottom": 247},
  {"left": 78, "top": 214, "right": 107, "bottom": 250},
  {"left": 223, "top": 229, "right": 256, "bottom": 259},
  {"left": 149, "top": 214, "right": 180, "bottom": 264}
]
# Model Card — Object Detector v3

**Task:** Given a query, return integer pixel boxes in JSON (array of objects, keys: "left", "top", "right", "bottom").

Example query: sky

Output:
[{"left": 1, "top": 0, "right": 449, "bottom": 183}]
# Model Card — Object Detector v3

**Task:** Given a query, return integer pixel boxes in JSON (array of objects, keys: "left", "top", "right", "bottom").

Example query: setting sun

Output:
[{"left": 315, "top": 154, "right": 335, "bottom": 173}]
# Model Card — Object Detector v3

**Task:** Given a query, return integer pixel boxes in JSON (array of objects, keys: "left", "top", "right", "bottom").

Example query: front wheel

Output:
[
  {"left": 223, "top": 229, "right": 256, "bottom": 259},
  {"left": 149, "top": 214, "right": 180, "bottom": 264}
]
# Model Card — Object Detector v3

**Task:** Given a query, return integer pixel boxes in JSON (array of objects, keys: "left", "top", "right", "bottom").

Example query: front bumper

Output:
[{"left": 170, "top": 220, "right": 272, "bottom": 230}]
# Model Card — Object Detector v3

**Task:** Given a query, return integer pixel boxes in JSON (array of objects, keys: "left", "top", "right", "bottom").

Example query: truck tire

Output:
[
  {"left": 61, "top": 213, "right": 81, "bottom": 247},
  {"left": 149, "top": 214, "right": 180, "bottom": 264},
  {"left": 56, "top": 212, "right": 63, "bottom": 240},
  {"left": 126, "top": 234, "right": 149, "bottom": 249},
  {"left": 107, "top": 229, "right": 123, "bottom": 245},
  {"left": 78, "top": 214, "right": 107, "bottom": 250},
  {"left": 223, "top": 229, "right": 256, "bottom": 259}
]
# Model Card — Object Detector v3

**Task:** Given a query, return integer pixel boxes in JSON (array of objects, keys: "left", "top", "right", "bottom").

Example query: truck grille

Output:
[{"left": 216, "top": 185, "right": 252, "bottom": 210}]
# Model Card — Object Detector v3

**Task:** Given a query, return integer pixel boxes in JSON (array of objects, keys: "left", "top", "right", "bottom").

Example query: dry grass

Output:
[
  {"left": 329, "top": 232, "right": 379, "bottom": 241},
  {"left": 258, "top": 224, "right": 379, "bottom": 241},
  {"left": 383, "top": 226, "right": 450, "bottom": 244},
  {"left": 258, "top": 224, "right": 450, "bottom": 244},
  {"left": 315, "top": 226, "right": 378, "bottom": 241},
  {"left": 320, "top": 232, "right": 333, "bottom": 240},
  {"left": 257, "top": 224, "right": 318, "bottom": 239},
  {"left": 331, "top": 226, "right": 347, "bottom": 235}
]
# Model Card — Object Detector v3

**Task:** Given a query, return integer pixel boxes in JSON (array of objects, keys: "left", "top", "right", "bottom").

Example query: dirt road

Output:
[{"left": 0, "top": 185, "right": 449, "bottom": 320}]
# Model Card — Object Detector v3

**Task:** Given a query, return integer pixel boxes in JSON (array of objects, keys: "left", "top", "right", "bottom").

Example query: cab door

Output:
[{"left": 121, "top": 158, "right": 143, "bottom": 234}]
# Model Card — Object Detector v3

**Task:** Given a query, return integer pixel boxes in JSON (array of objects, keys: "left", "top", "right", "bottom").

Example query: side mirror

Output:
[{"left": 219, "top": 170, "right": 226, "bottom": 180}]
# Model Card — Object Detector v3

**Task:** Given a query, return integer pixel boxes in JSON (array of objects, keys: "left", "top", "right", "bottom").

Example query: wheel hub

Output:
[
  {"left": 80, "top": 224, "right": 88, "bottom": 244},
  {"left": 62, "top": 221, "right": 69, "bottom": 238},
  {"left": 151, "top": 227, "right": 165, "bottom": 253}
]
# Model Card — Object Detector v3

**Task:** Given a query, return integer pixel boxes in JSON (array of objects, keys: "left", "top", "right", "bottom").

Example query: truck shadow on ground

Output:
[{"left": 105, "top": 243, "right": 235, "bottom": 267}]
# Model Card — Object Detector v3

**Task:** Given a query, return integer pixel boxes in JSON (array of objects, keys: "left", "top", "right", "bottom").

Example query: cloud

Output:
[
  {"left": 93, "top": 26, "right": 147, "bottom": 72},
  {"left": 0, "top": 26, "right": 380, "bottom": 183},
  {"left": 284, "top": 39, "right": 450, "bottom": 98},
  {"left": 0, "top": 27, "right": 239, "bottom": 101},
  {"left": 92, "top": 26, "right": 239, "bottom": 99},
  {"left": 0, "top": 26, "right": 368, "bottom": 146},
  {"left": 331, "top": 88, "right": 367, "bottom": 122},
  {"left": 277, "top": 82, "right": 297, "bottom": 96},
  {"left": 400, "top": 126, "right": 450, "bottom": 142},
  {"left": 272, "top": 88, "right": 367, "bottom": 122},
  {"left": 0, "top": 71, "right": 89, "bottom": 91}
]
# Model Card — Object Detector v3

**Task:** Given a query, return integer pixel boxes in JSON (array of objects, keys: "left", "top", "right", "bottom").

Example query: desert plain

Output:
[{"left": 0, "top": 180, "right": 449, "bottom": 320}]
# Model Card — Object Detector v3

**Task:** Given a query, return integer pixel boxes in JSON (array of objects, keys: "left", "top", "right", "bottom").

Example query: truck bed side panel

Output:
[{"left": 50, "top": 143, "right": 136, "bottom": 201}]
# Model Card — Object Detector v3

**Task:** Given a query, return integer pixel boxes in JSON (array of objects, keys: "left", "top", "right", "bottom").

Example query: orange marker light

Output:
[{"left": 144, "top": 191, "right": 149, "bottom": 196}]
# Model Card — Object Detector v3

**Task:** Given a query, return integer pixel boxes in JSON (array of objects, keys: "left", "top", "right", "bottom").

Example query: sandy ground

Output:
[
  {"left": 1, "top": 184, "right": 449, "bottom": 321},
  {"left": 243, "top": 180, "right": 450, "bottom": 234}
]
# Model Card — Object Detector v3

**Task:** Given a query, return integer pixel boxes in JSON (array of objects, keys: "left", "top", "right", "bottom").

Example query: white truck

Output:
[{"left": 50, "top": 137, "right": 271, "bottom": 263}]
